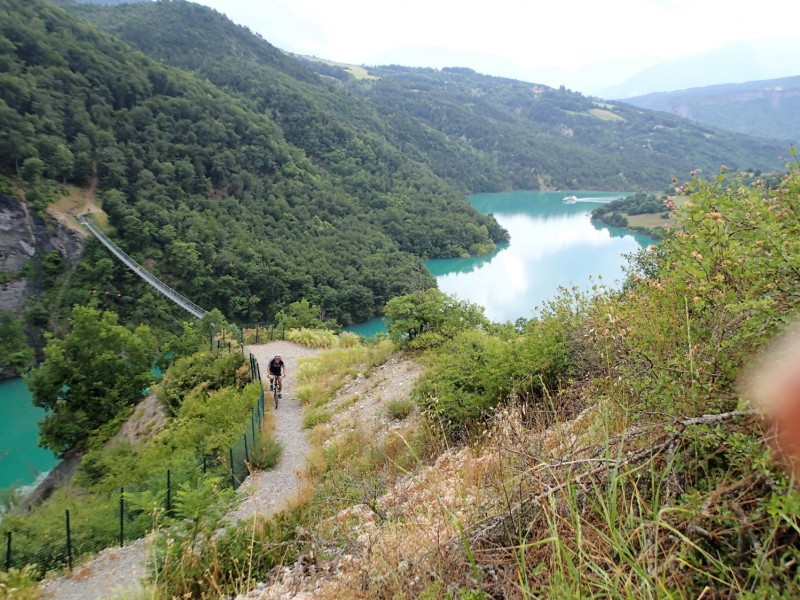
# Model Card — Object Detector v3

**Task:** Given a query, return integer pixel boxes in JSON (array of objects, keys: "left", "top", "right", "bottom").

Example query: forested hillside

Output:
[
  {"left": 66, "top": 0, "right": 785, "bottom": 192},
  {"left": 354, "top": 65, "right": 787, "bottom": 190},
  {"left": 0, "top": 0, "right": 507, "bottom": 327},
  {"left": 64, "top": 0, "right": 520, "bottom": 194},
  {"left": 625, "top": 76, "right": 800, "bottom": 142},
  {"left": 0, "top": 0, "right": 789, "bottom": 333}
]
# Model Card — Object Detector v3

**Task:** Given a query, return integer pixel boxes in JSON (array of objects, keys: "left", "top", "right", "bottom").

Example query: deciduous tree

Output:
[{"left": 27, "top": 306, "right": 156, "bottom": 456}]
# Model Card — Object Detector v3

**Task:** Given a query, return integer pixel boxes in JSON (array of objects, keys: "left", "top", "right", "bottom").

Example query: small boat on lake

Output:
[{"left": 562, "top": 195, "right": 578, "bottom": 204}]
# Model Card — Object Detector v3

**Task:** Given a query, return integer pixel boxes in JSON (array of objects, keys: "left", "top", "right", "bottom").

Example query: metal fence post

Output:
[
  {"left": 229, "top": 448, "right": 236, "bottom": 489},
  {"left": 65, "top": 509, "right": 73, "bottom": 571},
  {"left": 5, "top": 531, "right": 11, "bottom": 571},
  {"left": 243, "top": 433, "right": 249, "bottom": 462},
  {"left": 119, "top": 487, "right": 124, "bottom": 547},
  {"left": 202, "top": 455, "right": 207, "bottom": 475}
]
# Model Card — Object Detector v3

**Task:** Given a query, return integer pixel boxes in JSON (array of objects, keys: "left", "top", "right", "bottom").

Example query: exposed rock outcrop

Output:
[
  {"left": 0, "top": 194, "right": 85, "bottom": 377},
  {"left": 0, "top": 194, "right": 84, "bottom": 313}
]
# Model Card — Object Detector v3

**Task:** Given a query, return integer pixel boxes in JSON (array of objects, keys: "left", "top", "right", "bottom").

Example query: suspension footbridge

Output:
[{"left": 78, "top": 215, "right": 207, "bottom": 319}]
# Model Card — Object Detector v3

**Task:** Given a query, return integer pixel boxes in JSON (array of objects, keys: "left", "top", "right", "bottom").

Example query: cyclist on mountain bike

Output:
[{"left": 268, "top": 353, "right": 286, "bottom": 398}]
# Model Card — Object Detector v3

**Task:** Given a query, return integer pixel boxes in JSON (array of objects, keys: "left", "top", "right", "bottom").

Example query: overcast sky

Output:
[{"left": 193, "top": 0, "right": 799, "bottom": 94}]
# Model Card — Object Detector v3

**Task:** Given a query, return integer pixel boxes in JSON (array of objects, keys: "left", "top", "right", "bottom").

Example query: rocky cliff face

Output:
[{"left": 0, "top": 193, "right": 84, "bottom": 314}]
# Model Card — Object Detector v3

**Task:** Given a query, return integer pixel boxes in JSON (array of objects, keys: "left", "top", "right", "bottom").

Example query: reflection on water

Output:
[
  {"left": 426, "top": 243, "right": 508, "bottom": 277},
  {"left": 427, "top": 190, "right": 652, "bottom": 323}
]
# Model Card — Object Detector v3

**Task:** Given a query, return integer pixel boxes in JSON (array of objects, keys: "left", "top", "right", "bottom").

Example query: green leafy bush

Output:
[
  {"left": 413, "top": 304, "right": 575, "bottom": 441},
  {"left": 303, "top": 407, "right": 332, "bottom": 429},
  {"left": 0, "top": 311, "right": 34, "bottom": 375},
  {"left": 590, "top": 165, "right": 800, "bottom": 418},
  {"left": 157, "top": 350, "right": 248, "bottom": 415},
  {"left": 26, "top": 306, "right": 157, "bottom": 456},
  {"left": 413, "top": 330, "right": 509, "bottom": 440},
  {"left": 0, "top": 565, "right": 40, "bottom": 599},
  {"left": 153, "top": 503, "right": 307, "bottom": 598},
  {"left": 384, "top": 289, "right": 489, "bottom": 349}
]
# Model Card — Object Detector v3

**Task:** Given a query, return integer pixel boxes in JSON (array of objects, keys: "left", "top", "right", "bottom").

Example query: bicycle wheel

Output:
[{"left": 274, "top": 384, "right": 279, "bottom": 409}]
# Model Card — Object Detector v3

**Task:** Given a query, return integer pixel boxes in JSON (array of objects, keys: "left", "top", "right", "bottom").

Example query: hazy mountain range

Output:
[
  {"left": 595, "top": 38, "right": 800, "bottom": 99},
  {"left": 624, "top": 76, "right": 800, "bottom": 142}
]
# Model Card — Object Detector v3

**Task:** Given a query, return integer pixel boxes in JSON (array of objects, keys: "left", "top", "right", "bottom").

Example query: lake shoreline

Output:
[{"left": 0, "top": 377, "right": 59, "bottom": 492}]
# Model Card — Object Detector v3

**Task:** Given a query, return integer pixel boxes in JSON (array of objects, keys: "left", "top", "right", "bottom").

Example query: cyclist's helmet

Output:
[{"left": 275, "top": 353, "right": 281, "bottom": 358}]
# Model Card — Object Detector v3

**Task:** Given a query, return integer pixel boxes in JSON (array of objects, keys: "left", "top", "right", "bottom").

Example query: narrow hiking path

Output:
[
  {"left": 40, "top": 342, "right": 320, "bottom": 600},
  {"left": 228, "top": 341, "right": 321, "bottom": 522}
]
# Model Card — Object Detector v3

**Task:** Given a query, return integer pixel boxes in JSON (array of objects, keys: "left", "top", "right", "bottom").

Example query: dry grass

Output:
[
  {"left": 626, "top": 212, "right": 672, "bottom": 229},
  {"left": 289, "top": 393, "right": 783, "bottom": 598},
  {"left": 246, "top": 342, "right": 789, "bottom": 598},
  {"left": 46, "top": 183, "right": 109, "bottom": 231},
  {"left": 588, "top": 108, "right": 625, "bottom": 122}
]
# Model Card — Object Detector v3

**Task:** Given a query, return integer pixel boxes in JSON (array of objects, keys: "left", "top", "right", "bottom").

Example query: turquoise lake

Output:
[
  {"left": 0, "top": 377, "right": 58, "bottom": 491},
  {"left": 346, "top": 190, "right": 652, "bottom": 335},
  {"left": 427, "top": 190, "right": 652, "bottom": 323}
]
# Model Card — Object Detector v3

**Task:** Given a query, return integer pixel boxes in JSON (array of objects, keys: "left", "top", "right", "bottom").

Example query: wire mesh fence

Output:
[
  {"left": 2, "top": 351, "right": 266, "bottom": 575},
  {"left": 242, "top": 323, "right": 286, "bottom": 344}
]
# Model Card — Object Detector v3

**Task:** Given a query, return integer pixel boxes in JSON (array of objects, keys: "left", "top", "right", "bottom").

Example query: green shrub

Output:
[
  {"left": 337, "top": 331, "right": 362, "bottom": 348},
  {"left": 153, "top": 503, "right": 308, "bottom": 598},
  {"left": 386, "top": 398, "right": 415, "bottom": 421},
  {"left": 157, "top": 351, "right": 248, "bottom": 415},
  {"left": 384, "top": 289, "right": 489, "bottom": 348},
  {"left": 286, "top": 327, "right": 339, "bottom": 348},
  {"left": 413, "top": 329, "right": 508, "bottom": 440},
  {"left": 0, "top": 310, "right": 34, "bottom": 375},
  {"left": 590, "top": 166, "right": 800, "bottom": 418},
  {"left": 249, "top": 432, "right": 282, "bottom": 470},
  {"left": 413, "top": 311, "right": 574, "bottom": 441}
]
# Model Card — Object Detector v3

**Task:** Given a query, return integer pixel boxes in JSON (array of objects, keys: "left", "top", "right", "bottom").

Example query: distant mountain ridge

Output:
[
  {"left": 597, "top": 38, "right": 800, "bottom": 99},
  {"left": 624, "top": 76, "right": 800, "bottom": 142}
]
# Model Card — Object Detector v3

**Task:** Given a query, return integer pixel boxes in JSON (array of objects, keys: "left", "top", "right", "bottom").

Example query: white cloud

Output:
[{"left": 194, "top": 0, "right": 799, "bottom": 92}]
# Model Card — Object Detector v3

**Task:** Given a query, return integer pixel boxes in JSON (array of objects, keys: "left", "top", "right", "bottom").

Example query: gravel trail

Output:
[
  {"left": 40, "top": 342, "right": 319, "bottom": 600},
  {"left": 228, "top": 341, "right": 321, "bottom": 522}
]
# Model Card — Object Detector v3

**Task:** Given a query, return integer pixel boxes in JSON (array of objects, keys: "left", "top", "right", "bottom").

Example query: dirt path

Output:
[
  {"left": 40, "top": 342, "right": 320, "bottom": 600},
  {"left": 45, "top": 176, "right": 102, "bottom": 237},
  {"left": 228, "top": 341, "right": 322, "bottom": 522}
]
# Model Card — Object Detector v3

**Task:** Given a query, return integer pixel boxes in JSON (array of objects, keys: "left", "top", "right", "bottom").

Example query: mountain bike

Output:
[{"left": 270, "top": 375, "right": 281, "bottom": 409}]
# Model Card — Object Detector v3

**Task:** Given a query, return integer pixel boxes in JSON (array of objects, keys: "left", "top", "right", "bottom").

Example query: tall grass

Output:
[{"left": 294, "top": 339, "right": 394, "bottom": 407}]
